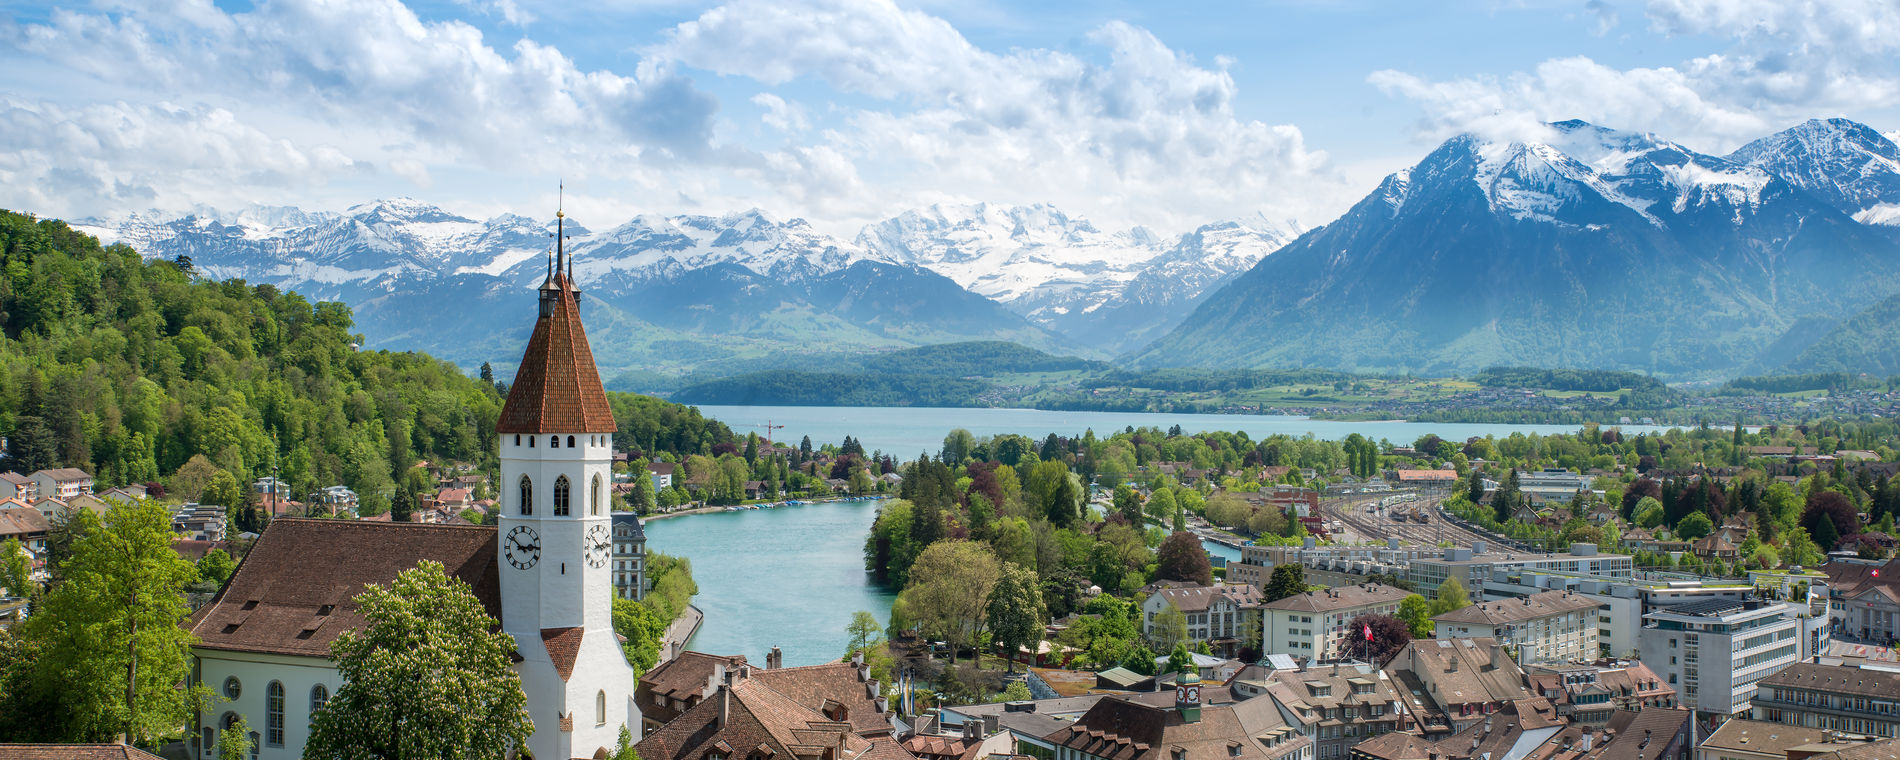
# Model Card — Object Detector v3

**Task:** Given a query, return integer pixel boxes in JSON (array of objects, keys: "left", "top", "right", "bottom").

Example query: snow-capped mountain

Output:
[
  {"left": 1727, "top": 117, "right": 1900, "bottom": 226},
  {"left": 856, "top": 202, "right": 1301, "bottom": 351},
  {"left": 1134, "top": 118, "right": 1900, "bottom": 379}
]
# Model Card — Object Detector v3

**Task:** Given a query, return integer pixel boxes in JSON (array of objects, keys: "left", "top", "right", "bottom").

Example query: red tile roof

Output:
[
  {"left": 542, "top": 627, "right": 584, "bottom": 681},
  {"left": 0, "top": 745, "right": 165, "bottom": 759},
  {"left": 187, "top": 518, "right": 499, "bottom": 657},
  {"left": 751, "top": 661, "right": 892, "bottom": 737},
  {"left": 0, "top": 508, "right": 49, "bottom": 538},
  {"left": 497, "top": 272, "right": 616, "bottom": 434}
]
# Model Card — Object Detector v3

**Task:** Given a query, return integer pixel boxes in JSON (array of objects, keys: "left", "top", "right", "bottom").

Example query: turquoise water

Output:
[
  {"left": 646, "top": 497, "right": 1244, "bottom": 667},
  {"left": 644, "top": 500, "right": 897, "bottom": 667},
  {"left": 695, "top": 405, "right": 1666, "bottom": 458}
]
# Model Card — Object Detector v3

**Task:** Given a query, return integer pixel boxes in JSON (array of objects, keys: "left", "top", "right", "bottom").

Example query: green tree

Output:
[
  {"left": 217, "top": 715, "right": 253, "bottom": 760},
  {"left": 985, "top": 562, "right": 1044, "bottom": 674},
  {"left": 389, "top": 486, "right": 416, "bottom": 524},
  {"left": 612, "top": 598, "right": 667, "bottom": 678},
  {"left": 846, "top": 610, "right": 883, "bottom": 656},
  {"left": 1397, "top": 594, "right": 1434, "bottom": 638},
  {"left": 306, "top": 560, "right": 534, "bottom": 760},
  {"left": 0, "top": 538, "right": 27, "bottom": 597},
  {"left": 613, "top": 724, "right": 642, "bottom": 760},
  {"left": 1113, "top": 485, "right": 1142, "bottom": 524},
  {"left": 1150, "top": 606, "right": 1188, "bottom": 651},
  {"left": 196, "top": 548, "right": 237, "bottom": 587},
  {"left": 1633, "top": 496, "right": 1666, "bottom": 529},
  {"left": 19, "top": 500, "right": 198, "bottom": 743},
  {"left": 1166, "top": 642, "right": 1194, "bottom": 675},
  {"left": 1264, "top": 564, "right": 1306, "bottom": 602},
  {"left": 1675, "top": 512, "right": 1714, "bottom": 540},
  {"left": 1145, "top": 488, "right": 1178, "bottom": 527},
  {"left": 1430, "top": 577, "right": 1471, "bottom": 616},
  {"left": 902, "top": 541, "right": 1002, "bottom": 665}
]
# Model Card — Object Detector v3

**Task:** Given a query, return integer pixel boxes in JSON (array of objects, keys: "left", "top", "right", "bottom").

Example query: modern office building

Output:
[{"left": 1640, "top": 598, "right": 1808, "bottom": 721}]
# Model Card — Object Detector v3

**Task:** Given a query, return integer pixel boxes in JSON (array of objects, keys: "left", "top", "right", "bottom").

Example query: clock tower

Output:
[{"left": 497, "top": 206, "right": 638, "bottom": 759}]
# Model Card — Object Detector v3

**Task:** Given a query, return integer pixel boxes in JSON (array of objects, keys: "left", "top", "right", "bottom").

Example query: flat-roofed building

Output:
[
  {"left": 1431, "top": 590, "right": 1603, "bottom": 663},
  {"left": 1408, "top": 543, "right": 1633, "bottom": 599},
  {"left": 1262, "top": 583, "right": 1412, "bottom": 661},
  {"left": 1641, "top": 598, "right": 1807, "bottom": 721}
]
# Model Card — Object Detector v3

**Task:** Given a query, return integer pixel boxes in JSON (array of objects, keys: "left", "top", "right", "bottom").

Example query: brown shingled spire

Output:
[{"left": 496, "top": 202, "right": 616, "bottom": 434}]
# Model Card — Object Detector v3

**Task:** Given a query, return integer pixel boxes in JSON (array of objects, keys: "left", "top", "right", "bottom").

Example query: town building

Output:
[
  {"left": 1473, "top": 568, "right": 1768, "bottom": 659},
  {"left": 612, "top": 511, "right": 649, "bottom": 601},
  {"left": 1045, "top": 674, "right": 1312, "bottom": 760},
  {"left": 0, "top": 507, "right": 49, "bottom": 554},
  {"left": 1381, "top": 638, "right": 1533, "bottom": 735},
  {"left": 170, "top": 503, "right": 227, "bottom": 542},
  {"left": 0, "top": 745, "right": 168, "bottom": 759},
  {"left": 1407, "top": 543, "right": 1633, "bottom": 599},
  {"left": 1523, "top": 661, "right": 1675, "bottom": 724},
  {"left": 185, "top": 227, "right": 645, "bottom": 760},
  {"left": 1261, "top": 583, "right": 1412, "bottom": 661},
  {"left": 1235, "top": 661, "right": 1403, "bottom": 760},
  {"left": 1696, "top": 719, "right": 1834, "bottom": 760},
  {"left": 1346, "top": 697, "right": 1563, "bottom": 760},
  {"left": 1640, "top": 598, "right": 1808, "bottom": 721},
  {"left": 634, "top": 651, "right": 751, "bottom": 732},
  {"left": 1391, "top": 470, "right": 1460, "bottom": 492},
  {"left": 1431, "top": 590, "right": 1602, "bottom": 663},
  {"left": 0, "top": 473, "right": 36, "bottom": 502},
  {"left": 1229, "top": 542, "right": 1431, "bottom": 592},
  {"left": 1142, "top": 584, "right": 1265, "bottom": 656},
  {"left": 938, "top": 695, "right": 1107, "bottom": 760},
  {"left": 307, "top": 485, "right": 358, "bottom": 514},
  {"left": 29, "top": 468, "right": 92, "bottom": 500},
  {"left": 634, "top": 656, "right": 906, "bottom": 760},
  {"left": 1822, "top": 559, "right": 1900, "bottom": 643},
  {"left": 1753, "top": 662, "right": 1900, "bottom": 738},
  {"left": 647, "top": 462, "right": 676, "bottom": 492},
  {"left": 1356, "top": 702, "right": 1690, "bottom": 760},
  {"left": 1516, "top": 469, "right": 1592, "bottom": 506}
]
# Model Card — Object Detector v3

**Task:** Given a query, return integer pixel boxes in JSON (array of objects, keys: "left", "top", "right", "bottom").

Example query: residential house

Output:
[
  {"left": 101, "top": 486, "right": 146, "bottom": 505},
  {"left": 1347, "top": 698, "right": 1565, "bottom": 760},
  {"left": 1696, "top": 720, "right": 1849, "bottom": 760},
  {"left": 1517, "top": 469, "right": 1592, "bottom": 507},
  {"left": 1239, "top": 661, "right": 1403, "bottom": 760},
  {"left": 648, "top": 462, "right": 676, "bottom": 492},
  {"left": 29, "top": 468, "right": 92, "bottom": 500},
  {"left": 433, "top": 487, "right": 472, "bottom": 510},
  {"left": 634, "top": 653, "right": 903, "bottom": 760},
  {"left": 1381, "top": 638, "right": 1533, "bottom": 735},
  {"left": 634, "top": 651, "right": 752, "bottom": 731},
  {"left": 938, "top": 695, "right": 1109, "bottom": 760},
  {"left": 1143, "top": 584, "right": 1265, "bottom": 657},
  {"left": 1694, "top": 535, "right": 1740, "bottom": 562},
  {"left": 308, "top": 485, "right": 358, "bottom": 514},
  {"left": 1431, "top": 590, "right": 1603, "bottom": 664},
  {"left": 1523, "top": 661, "right": 1675, "bottom": 724},
  {"left": 1044, "top": 676, "right": 1312, "bottom": 760},
  {"left": 66, "top": 493, "right": 114, "bottom": 518},
  {"left": 1753, "top": 662, "right": 1900, "bottom": 738},
  {"left": 1262, "top": 583, "right": 1412, "bottom": 661},
  {"left": 612, "top": 511, "right": 648, "bottom": 601},
  {"left": 0, "top": 473, "right": 35, "bottom": 501},
  {"left": 171, "top": 503, "right": 227, "bottom": 542},
  {"left": 0, "top": 507, "right": 50, "bottom": 554}
]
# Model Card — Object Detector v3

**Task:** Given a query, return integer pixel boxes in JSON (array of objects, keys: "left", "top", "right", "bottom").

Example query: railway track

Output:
[{"left": 1321, "top": 494, "right": 1497, "bottom": 548}]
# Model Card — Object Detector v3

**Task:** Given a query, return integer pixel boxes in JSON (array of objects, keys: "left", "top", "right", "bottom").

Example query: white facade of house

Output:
[{"left": 193, "top": 652, "right": 339, "bottom": 759}]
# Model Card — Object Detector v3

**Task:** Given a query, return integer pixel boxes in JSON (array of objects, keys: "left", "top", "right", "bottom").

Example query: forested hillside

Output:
[{"left": 0, "top": 210, "right": 732, "bottom": 513}]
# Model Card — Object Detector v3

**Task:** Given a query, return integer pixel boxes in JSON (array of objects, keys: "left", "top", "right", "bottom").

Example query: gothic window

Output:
[
  {"left": 554, "top": 476, "right": 571, "bottom": 516},
  {"left": 597, "top": 690, "right": 607, "bottom": 725},
  {"left": 267, "top": 681, "right": 285, "bottom": 746},
  {"left": 520, "top": 475, "right": 534, "bottom": 516},
  {"left": 310, "top": 684, "right": 329, "bottom": 731},
  {"left": 568, "top": 435, "right": 577, "bottom": 448},
  {"left": 591, "top": 475, "right": 602, "bottom": 516}
]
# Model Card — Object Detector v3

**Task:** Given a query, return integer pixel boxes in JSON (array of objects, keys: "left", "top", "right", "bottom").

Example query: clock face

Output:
[
  {"left": 586, "top": 525, "right": 611, "bottom": 568},
  {"left": 1181, "top": 686, "right": 1201, "bottom": 703},
  {"left": 505, "top": 525, "right": 541, "bottom": 570}
]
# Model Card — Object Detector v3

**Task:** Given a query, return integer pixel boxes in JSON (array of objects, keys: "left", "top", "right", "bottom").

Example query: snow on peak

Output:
[{"left": 1728, "top": 117, "right": 1900, "bottom": 219}]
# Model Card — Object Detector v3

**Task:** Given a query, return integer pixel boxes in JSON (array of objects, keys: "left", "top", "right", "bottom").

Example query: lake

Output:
[
  {"left": 647, "top": 498, "right": 1244, "bottom": 666},
  {"left": 695, "top": 405, "right": 1667, "bottom": 455},
  {"left": 644, "top": 499, "right": 897, "bottom": 667}
]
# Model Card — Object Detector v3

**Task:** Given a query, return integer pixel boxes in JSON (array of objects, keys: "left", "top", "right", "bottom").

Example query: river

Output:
[
  {"left": 647, "top": 498, "right": 1244, "bottom": 667},
  {"left": 694, "top": 405, "right": 1667, "bottom": 457},
  {"left": 645, "top": 500, "right": 896, "bottom": 668}
]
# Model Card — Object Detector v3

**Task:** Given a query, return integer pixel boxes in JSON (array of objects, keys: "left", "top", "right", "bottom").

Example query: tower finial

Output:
[{"left": 555, "top": 181, "right": 566, "bottom": 277}]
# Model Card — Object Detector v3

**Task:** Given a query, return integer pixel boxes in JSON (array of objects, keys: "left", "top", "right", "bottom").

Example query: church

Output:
[{"left": 186, "top": 210, "right": 640, "bottom": 760}]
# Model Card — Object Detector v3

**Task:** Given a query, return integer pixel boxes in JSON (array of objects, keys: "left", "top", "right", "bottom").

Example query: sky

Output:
[{"left": 3, "top": 0, "right": 1899, "bottom": 238}]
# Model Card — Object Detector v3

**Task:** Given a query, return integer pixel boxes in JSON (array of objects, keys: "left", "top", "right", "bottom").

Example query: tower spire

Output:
[{"left": 555, "top": 180, "right": 566, "bottom": 277}]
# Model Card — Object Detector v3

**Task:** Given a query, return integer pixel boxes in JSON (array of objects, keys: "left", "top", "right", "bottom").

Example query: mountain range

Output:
[
  {"left": 1132, "top": 117, "right": 1900, "bottom": 379},
  {"left": 66, "top": 117, "right": 1900, "bottom": 386},
  {"left": 76, "top": 200, "right": 1293, "bottom": 388}
]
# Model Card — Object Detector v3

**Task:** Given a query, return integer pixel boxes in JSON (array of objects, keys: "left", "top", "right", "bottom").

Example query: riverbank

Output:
[
  {"left": 639, "top": 496, "right": 886, "bottom": 523},
  {"left": 659, "top": 604, "right": 704, "bottom": 664}
]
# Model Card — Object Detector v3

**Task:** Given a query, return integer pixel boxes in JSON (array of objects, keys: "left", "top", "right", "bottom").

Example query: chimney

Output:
[
  {"left": 769, "top": 646, "right": 783, "bottom": 669},
  {"left": 720, "top": 669, "right": 734, "bottom": 729},
  {"left": 984, "top": 714, "right": 1000, "bottom": 735},
  {"left": 1581, "top": 734, "right": 1593, "bottom": 752},
  {"left": 875, "top": 696, "right": 889, "bottom": 713}
]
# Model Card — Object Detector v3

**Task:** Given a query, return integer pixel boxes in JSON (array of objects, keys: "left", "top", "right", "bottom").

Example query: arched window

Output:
[
  {"left": 529, "top": 436, "right": 535, "bottom": 447},
  {"left": 515, "top": 434, "right": 521, "bottom": 446},
  {"left": 567, "top": 435, "right": 577, "bottom": 448},
  {"left": 249, "top": 732, "right": 260, "bottom": 760},
  {"left": 266, "top": 681, "right": 285, "bottom": 746},
  {"left": 520, "top": 475, "right": 534, "bottom": 516},
  {"left": 554, "top": 476, "right": 571, "bottom": 516},
  {"left": 591, "top": 475, "right": 602, "bottom": 516},
  {"left": 551, "top": 436, "right": 560, "bottom": 448},
  {"left": 597, "top": 690, "right": 607, "bottom": 725},
  {"left": 310, "top": 684, "right": 329, "bottom": 731}
]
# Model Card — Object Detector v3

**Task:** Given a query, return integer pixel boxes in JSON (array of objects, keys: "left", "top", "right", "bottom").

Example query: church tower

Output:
[{"left": 497, "top": 205, "right": 639, "bottom": 759}]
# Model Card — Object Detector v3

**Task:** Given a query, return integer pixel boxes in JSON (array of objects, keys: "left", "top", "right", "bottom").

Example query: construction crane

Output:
[{"left": 750, "top": 421, "right": 785, "bottom": 443}]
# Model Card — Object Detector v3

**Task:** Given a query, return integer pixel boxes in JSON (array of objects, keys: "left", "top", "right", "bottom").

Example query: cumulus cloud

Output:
[
  {"left": 1584, "top": 0, "right": 1619, "bottom": 35},
  {"left": 1373, "top": 0, "right": 1900, "bottom": 153},
  {"left": 655, "top": 0, "right": 1337, "bottom": 231},
  {"left": 752, "top": 93, "right": 810, "bottom": 131}
]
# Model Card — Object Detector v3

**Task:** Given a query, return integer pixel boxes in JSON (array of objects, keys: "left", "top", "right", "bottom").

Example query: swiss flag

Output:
[{"left": 1364, "top": 624, "right": 1374, "bottom": 642}]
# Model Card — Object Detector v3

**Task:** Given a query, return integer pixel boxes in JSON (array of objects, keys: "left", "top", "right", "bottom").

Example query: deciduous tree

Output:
[
  {"left": 1430, "top": 577, "right": 1471, "bottom": 616},
  {"left": 1397, "top": 594, "right": 1434, "bottom": 638},
  {"left": 306, "top": 560, "right": 534, "bottom": 760},
  {"left": 1154, "top": 532, "right": 1213, "bottom": 586},
  {"left": 902, "top": 541, "right": 1002, "bottom": 665},
  {"left": 986, "top": 563, "right": 1044, "bottom": 673},
  {"left": 1343, "top": 613, "right": 1410, "bottom": 664}
]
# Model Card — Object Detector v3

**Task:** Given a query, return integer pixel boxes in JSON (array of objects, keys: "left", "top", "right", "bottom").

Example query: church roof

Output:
[
  {"left": 0, "top": 745, "right": 166, "bottom": 760},
  {"left": 496, "top": 269, "right": 616, "bottom": 434},
  {"left": 187, "top": 518, "right": 500, "bottom": 658}
]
